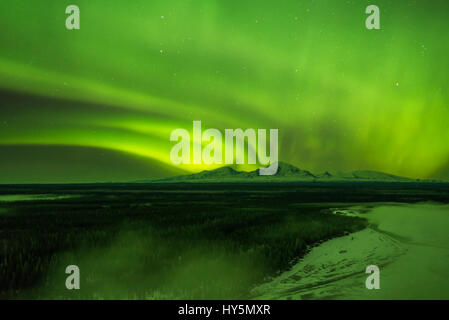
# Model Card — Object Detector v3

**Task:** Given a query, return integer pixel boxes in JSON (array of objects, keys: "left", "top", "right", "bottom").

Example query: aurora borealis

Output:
[{"left": 0, "top": 0, "right": 448, "bottom": 183}]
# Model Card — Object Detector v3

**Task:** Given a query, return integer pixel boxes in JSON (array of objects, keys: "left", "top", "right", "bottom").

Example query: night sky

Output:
[{"left": 0, "top": 1, "right": 448, "bottom": 183}]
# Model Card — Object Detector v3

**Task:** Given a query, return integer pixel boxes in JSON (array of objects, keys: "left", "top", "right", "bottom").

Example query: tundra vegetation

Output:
[{"left": 1, "top": 181, "right": 448, "bottom": 299}]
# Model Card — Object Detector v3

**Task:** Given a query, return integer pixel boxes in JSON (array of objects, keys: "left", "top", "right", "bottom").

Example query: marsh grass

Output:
[{"left": 0, "top": 184, "right": 369, "bottom": 299}]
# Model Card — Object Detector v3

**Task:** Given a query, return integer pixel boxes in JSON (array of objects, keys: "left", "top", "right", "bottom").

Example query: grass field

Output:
[{"left": 1, "top": 182, "right": 448, "bottom": 299}]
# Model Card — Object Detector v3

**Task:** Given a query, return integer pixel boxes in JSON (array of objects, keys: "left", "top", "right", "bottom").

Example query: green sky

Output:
[{"left": 0, "top": 0, "right": 448, "bottom": 183}]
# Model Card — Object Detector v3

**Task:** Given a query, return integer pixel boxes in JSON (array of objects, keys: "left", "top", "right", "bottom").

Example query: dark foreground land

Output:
[{"left": 1, "top": 182, "right": 449, "bottom": 299}]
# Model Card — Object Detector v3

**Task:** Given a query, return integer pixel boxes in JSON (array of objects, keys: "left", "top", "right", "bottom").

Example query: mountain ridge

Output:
[{"left": 136, "top": 162, "right": 439, "bottom": 183}]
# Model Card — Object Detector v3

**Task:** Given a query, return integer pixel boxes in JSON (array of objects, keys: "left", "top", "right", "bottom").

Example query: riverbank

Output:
[{"left": 252, "top": 203, "right": 449, "bottom": 299}]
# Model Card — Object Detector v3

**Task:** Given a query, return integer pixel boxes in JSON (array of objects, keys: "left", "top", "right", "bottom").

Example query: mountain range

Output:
[{"left": 138, "top": 162, "right": 436, "bottom": 183}]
